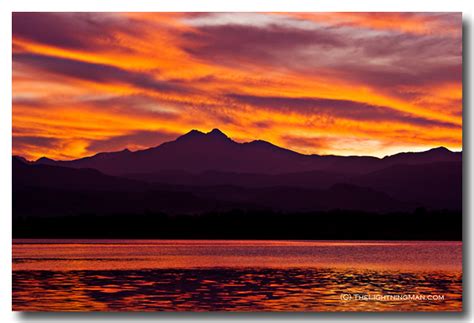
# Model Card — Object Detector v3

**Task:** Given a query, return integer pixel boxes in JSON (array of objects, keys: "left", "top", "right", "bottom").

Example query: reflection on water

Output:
[{"left": 12, "top": 240, "right": 462, "bottom": 311}]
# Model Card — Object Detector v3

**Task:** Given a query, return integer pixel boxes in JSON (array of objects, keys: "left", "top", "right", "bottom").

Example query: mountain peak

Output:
[
  {"left": 177, "top": 129, "right": 205, "bottom": 141},
  {"left": 177, "top": 128, "right": 229, "bottom": 142},
  {"left": 36, "top": 156, "right": 55, "bottom": 163},
  {"left": 207, "top": 128, "right": 228, "bottom": 138},
  {"left": 188, "top": 129, "right": 205, "bottom": 135},
  {"left": 429, "top": 146, "right": 452, "bottom": 153}
]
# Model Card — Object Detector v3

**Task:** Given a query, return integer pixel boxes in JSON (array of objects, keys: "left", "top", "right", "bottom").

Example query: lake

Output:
[{"left": 12, "top": 239, "right": 462, "bottom": 311}]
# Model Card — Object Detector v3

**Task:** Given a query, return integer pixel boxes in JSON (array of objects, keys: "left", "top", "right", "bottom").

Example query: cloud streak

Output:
[
  {"left": 13, "top": 12, "right": 145, "bottom": 53},
  {"left": 86, "top": 130, "right": 179, "bottom": 153},
  {"left": 14, "top": 53, "right": 192, "bottom": 94},
  {"left": 227, "top": 94, "right": 460, "bottom": 129}
]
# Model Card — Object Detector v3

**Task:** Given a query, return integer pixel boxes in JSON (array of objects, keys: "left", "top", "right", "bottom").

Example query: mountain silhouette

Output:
[
  {"left": 13, "top": 156, "right": 409, "bottom": 216},
  {"left": 13, "top": 130, "right": 462, "bottom": 239},
  {"left": 13, "top": 155, "right": 462, "bottom": 239},
  {"left": 34, "top": 129, "right": 461, "bottom": 176},
  {"left": 13, "top": 126, "right": 462, "bottom": 213}
]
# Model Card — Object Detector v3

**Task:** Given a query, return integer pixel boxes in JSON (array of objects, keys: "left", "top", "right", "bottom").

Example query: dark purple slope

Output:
[
  {"left": 351, "top": 161, "right": 462, "bottom": 210},
  {"left": 13, "top": 156, "right": 408, "bottom": 215},
  {"left": 13, "top": 157, "right": 239, "bottom": 217},
  {"left": 13, "top": 156, "right": 146, "bottom": 191},
  {"left": 125, "top": 169, "right": 349, "bottom": 189},
  {"left": 189, "top": 183, "right": 407, "bottom": 212},
  {"left": 382, "top": 147, "right": 461, "bottom": 165}
]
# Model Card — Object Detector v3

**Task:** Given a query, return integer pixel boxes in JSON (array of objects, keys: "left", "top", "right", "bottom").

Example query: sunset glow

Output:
[{"left": 12, "top": 12, "right": 462, "bottom": 160}]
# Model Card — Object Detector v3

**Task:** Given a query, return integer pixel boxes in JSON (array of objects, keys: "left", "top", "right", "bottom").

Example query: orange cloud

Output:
[{"left": 12, "top": 12, "right": 462, "bottom": 160}]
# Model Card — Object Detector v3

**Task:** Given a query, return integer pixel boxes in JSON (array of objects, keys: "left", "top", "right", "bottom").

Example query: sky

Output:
[{"left": 12, "top": 12, "right": 462, "bottom": 160}]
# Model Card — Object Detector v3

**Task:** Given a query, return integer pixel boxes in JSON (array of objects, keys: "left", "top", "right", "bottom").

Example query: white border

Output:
[
  {"left": 1, "top": 1, "right": 473, "bottom": 322},
  {"left": 1, "top": 0, "right": 472, "bottom": 12}
]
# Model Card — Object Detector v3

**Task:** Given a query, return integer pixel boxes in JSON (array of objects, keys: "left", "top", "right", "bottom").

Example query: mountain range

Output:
[
  {"left": 34, "top": 128, "right": 461, "bottom": 175},
  {"left": 13, "top": 129, "right": 462, "bottom": 217}
]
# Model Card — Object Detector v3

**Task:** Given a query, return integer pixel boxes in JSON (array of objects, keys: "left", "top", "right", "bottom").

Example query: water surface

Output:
[{"left": 12, "top": 240, "right": 462, "bottom": 311}]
